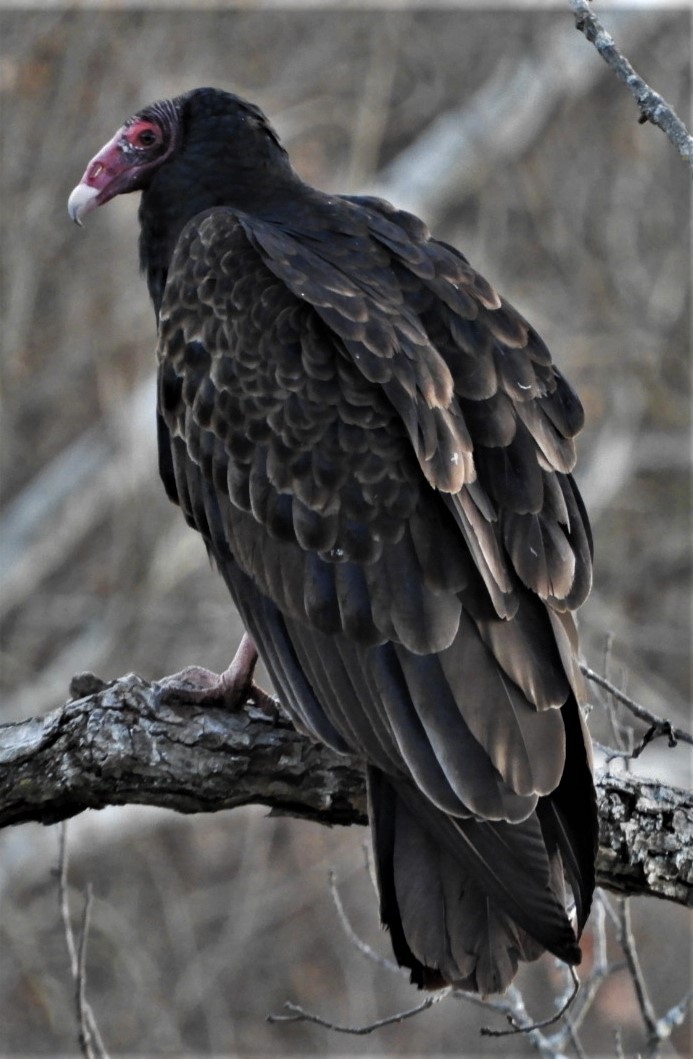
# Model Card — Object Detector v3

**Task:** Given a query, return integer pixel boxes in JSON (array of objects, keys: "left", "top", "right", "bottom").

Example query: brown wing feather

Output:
[{"left": 156, "top": 192, "right": 596, "bottom": 992}]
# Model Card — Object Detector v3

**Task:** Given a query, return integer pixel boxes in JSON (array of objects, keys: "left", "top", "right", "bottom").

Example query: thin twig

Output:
[
  {"left": 77, "top": 887, "right": 97, "bottom": 1059},
  {"left": 600, "top": 635, "right": 631, "bottom": 757},
  {"left": 655, "top": 988, "right": 693, "bottom": 1042},
  {"left": 481, "top": 966, "right": 580, "bottom": 1038},
  {"left": 617, "top": 896, "right": 660, "bottom": 1055},
  {"left": 327, "top": 868, "right": 402, "bottom": 976},
  {"left": 59, "top": 823, "right": 78, "bottom": 977},
  {"left": 614, "top": 1027, "right": 626, "bottom": 1059},
  {"left": 551, "top": 894, "right": 624, "bottom": 1050},
  {"left": 580, "top": 662, "right": 693, "bottom": 747},
  {"left": 479, "top": 987, "right": 567, "bottom": 1057},
  {"left": 266, "top": 994, "right": 447, "bottom": 1035},
  {"left": 266, "top": 865, "right": 451, "bottom": 1035},
  {"left": 562, "top": 1013, "right": 588, "bottom": 1059},
  {"left": 478, "top": 896, "right": 628, "bottom": 1055},
  {"left": 58, "top": 823, "right": 109, "bottom": 1059},
  {"left": 569, "top": 0, "right": 693, "bottom": 171},
  {"left": 596, "top": 889, "right": 621, "bottom": 933},
  {"left": 593, "top": 891, "right": 609, "bottom": 967}
]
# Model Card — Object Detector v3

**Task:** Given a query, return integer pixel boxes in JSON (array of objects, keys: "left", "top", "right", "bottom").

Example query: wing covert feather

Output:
[{"left": 154, "top": 188, "right": 595, "bottom": 992}]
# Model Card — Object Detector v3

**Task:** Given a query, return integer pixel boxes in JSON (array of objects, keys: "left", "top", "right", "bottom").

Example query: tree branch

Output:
[
  {"left": 0, "top": 673, "right": 367, "bottom": 829},
  {"left": 569, "top": 0, "right": 693, "bottom": 171},
  {"left": 1, "top": 672, "right": 691, "bottom": 907}
]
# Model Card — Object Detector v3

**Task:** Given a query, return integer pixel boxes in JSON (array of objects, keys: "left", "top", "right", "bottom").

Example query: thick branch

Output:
[
  {"left": 0, "top": 673, "right": 367, "bottom": 829},
  {"left": 1, "top": 673, "right": 691, "bottom": 906}
]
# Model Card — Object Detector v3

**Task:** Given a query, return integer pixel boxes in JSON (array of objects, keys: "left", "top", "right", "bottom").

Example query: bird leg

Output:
[{"left": 157, "top": 633, "right": 273, "bottom": 709}]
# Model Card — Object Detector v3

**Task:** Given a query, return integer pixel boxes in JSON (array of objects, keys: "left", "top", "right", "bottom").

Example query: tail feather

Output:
[
  {"left": 367, "top": 767, "right": 446, "bottom": 989},
  {"left": 396, "top": 779, "right": 580, "bottom": 961},
  {"left": 536, "top": 695, "right": 597, "bottom": 933},
  {"left": 368, "top": 765, "right": 587, "bottom": 995}
]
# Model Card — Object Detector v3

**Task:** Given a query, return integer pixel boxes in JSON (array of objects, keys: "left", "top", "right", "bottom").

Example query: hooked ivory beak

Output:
[
  {"left": 68, "top": 183, "right": 101, "bottom": 226},
  {"left": 67, "top": 126, "right": 133, "bottom": 225}
]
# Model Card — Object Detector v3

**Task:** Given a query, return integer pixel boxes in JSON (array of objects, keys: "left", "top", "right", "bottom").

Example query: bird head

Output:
[
  {"left": 68, "top": 87, "right": 292, "bottom": 226},
  {"left": 67, "top": 97, "right": 180, "bottom": 225}
]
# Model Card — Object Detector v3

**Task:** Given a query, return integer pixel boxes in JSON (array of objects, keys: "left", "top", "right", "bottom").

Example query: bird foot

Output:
[{"left": 157, "top": 633, "right": 263, "bottom": 709}]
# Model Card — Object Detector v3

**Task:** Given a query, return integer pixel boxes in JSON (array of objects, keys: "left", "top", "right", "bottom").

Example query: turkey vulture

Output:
[{"left": 68, "top": 87, "right": 597, "bottom": 995}]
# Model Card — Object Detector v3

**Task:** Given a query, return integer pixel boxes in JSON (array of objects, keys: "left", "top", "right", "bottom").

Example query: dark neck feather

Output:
[{"left": 138, "top": 112, "right": 301, "bottom": 318}]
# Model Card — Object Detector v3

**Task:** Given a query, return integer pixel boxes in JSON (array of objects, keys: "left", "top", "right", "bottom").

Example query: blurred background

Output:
[{"left": 0, "top": 4, "right": 690, "bottom": 1056}]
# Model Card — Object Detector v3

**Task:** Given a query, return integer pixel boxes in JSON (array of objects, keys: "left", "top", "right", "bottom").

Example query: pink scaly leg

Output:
[{"left": 158, "top": 633, "right": 275, "bottom": 710}]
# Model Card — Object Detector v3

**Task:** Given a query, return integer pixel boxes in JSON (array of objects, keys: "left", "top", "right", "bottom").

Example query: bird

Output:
[{"left": 68, "top": 86, "right": 597, "bottom": 995}]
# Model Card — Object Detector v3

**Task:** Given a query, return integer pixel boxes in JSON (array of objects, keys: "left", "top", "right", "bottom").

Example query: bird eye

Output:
[
  {"left": 128, "top": 123, "right": 162, "bottom": 150},
  {"left": 136, "top": 129, "right": 157, "bottom": 147}
]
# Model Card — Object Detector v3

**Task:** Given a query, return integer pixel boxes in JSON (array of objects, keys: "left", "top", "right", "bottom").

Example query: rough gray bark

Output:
[{"left": 1, "top": 672, "right": 691, "bottom": 907}]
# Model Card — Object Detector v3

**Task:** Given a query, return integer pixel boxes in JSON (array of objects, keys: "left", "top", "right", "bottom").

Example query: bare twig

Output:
[
  {"left": 328, "top": 868, "right": 402, "bottom": 976},
  {"left": 266, "top": 993, "right": 447, "bottom": 1035},
  {"left": 475, "top": 986, "right": 568, "bottom": 1058},
  {"left": 314, "top": 868, "right": 624, "bottom": 1056},
  {"left": 58, "top": 823, "right": 79, "bottom": 977},
  {"left": 77, "top": 887, "right": 99, "bottom": 1059},
  {"left": 596, "top": 889, "right": 621, "bottom": 933},
  {"left": 480, "top": 966, "right": 580, "bottom": 1039},
  {"left": 569, "top": 0, "right": 693, "bottom": 171},
  {"left": 592, "top": 891, "right": 692, "bottom": 1055},
  {"left": 58, "top": 824, "right": 109, "bottom": 1059},
  {"left": 617, "top": 896, "right": 660, "bottom": 1056},
  {"left": 599, "top": 634, "right": 633, "bottom": 757},
  {"left": 655, "top": 988, "right": 693, "bottom": 1044},
  {"left": 580, "top": 662, "right": 693, "bottom": 748},
  {"left": 614, "top": 1027, "right": 626, "bottom": 1059},
  {"left": 550, "top": 893, "right": 626, "bottom": 1056}
]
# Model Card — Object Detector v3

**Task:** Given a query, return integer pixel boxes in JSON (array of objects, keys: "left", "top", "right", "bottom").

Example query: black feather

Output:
[{"left": 74, "top": 86, "right": 597, "bottom": 994}]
